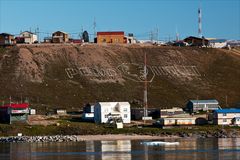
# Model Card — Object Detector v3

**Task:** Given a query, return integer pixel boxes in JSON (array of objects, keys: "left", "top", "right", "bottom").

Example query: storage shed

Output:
[{"left": 0, "top": 103, "right": 29, "bottom": 124}]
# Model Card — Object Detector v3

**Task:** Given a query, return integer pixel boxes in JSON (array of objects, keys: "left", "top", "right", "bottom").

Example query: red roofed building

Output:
[
  {"left": 96, "top": 31, "right": 125, "bottom": 44},
  {"left": 0, "top": 103, "right": 29, "bottom": 124}
]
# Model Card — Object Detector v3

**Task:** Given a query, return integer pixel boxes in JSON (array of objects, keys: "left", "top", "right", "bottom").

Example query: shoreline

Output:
[
  {"left": 0, "top": 134, "right": 179, "bottom": 143},
  {"left": 76, "top": 134, "right": 180, "bottom": 141},
  {"left": 0, "top": 132, "right": 239, "bottom": 143}
]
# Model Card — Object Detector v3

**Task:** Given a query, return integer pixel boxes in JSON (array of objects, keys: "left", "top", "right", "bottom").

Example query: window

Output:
[
  {"left": 124, "top": 114, "right": 128, "bottom": 118},
  {"left": 105, "top": 115, "right": 108, "bottom": 118},
  {"left": 223, "top": 113, "right": 227, "bottom": 116},
  {"left": 223, "top": 119, "right": 227, "bottom": 122},
  {"left": 123, "top": 108, "right": 127, "bottom": 112}
]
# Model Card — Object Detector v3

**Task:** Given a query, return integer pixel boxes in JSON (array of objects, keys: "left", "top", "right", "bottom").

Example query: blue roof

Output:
[
  {"left": 215, "top": 109, "right": 240, "bottom": 113},
  {"left": 190, "top": 99, "right": 218, "bottom": 104}
]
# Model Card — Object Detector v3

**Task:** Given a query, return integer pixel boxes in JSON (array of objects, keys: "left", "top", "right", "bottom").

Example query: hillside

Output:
[{"left": 0, "top": 44, "right": 240, "bottom": 111}]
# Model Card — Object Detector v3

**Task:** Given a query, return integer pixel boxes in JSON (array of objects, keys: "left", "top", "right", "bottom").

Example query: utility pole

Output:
[
  {"left": 143, "top": 52, "right": 148, "bottom": 118},
  {"left": 93, "top": 17, "right": 96, "bottom": 40},
  {"left": 225, "top": 95, "right": 228, "bottom": 107}
]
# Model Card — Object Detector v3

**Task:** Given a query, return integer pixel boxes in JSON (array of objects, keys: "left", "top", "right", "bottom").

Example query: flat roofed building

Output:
[
  {"left": 186, "top": 99, "right": 220, "bottom": 113},
  {"left": 97, "top": 31, "right": 125, "bottom": 44},
  {"left": 213, "top": 109, "right": 240, "bottom": 125},
  {"left": 0, "top": 103, "right": 29, "bottom": 124},
  {"left": 94, "top": 102, "right": 131, "bottom": 123},
  {"left": 157, "top": 117, "right": 196, "bottom": 126},
  {"left": 52, "top": 31, "right": 69, "bottom": 43},
  {"left": 0, "top": 33, "right": 15, "bottom": 45}
]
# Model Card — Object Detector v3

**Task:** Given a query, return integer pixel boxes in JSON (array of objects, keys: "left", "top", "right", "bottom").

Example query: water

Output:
[{"left": 1, "top": 138, "right": 240, "bottom": 160}]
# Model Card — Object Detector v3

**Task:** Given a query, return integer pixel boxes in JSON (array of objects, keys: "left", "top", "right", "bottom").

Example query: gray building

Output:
[{"left": 186, "top": 99, "right": 220, "bottom": 113}]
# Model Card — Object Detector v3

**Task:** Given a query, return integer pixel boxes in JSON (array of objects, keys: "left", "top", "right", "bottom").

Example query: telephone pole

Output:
[{"left": 143, "top": 52, "right": 148, "bottom": 118}]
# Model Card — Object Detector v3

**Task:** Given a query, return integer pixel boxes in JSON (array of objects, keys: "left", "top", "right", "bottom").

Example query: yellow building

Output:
[{"left": 97, "top": 31, "right": 125, "bottom": 44}]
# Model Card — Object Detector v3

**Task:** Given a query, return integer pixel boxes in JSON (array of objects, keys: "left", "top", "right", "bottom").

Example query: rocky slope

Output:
[{"left": 0, "top": 44, "right": 239, "bottom": 111}]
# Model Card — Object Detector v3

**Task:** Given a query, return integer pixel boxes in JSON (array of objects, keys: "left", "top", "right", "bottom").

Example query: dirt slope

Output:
[{"left": 0, "top": 44, "right": 239, "bottom": 111}]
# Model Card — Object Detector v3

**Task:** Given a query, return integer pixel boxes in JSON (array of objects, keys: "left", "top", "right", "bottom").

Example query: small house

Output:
[
  {"left": 0, "top": 103, "right": 29, "bottom": 124},
  {"left": 0, "top": 33, "right": 15, "bottom": 46},
  {"left": 213, "top": 109, "right": 240, "bottom": 125},
  {"left": 94, "top": 102, "right": 131, "bottom": 123},
  {"left": 186, "top": 99, "right": 220, "bottom": 113},
  {"left": 52, "top": 31, "right": 69, "bottom": 43},
  {"left": 97, "top": 31, "right": 125, "bottom": 44},
  {"left": 20, "top": 31, "right": 38, "bottom": 44},
  {"left": 184, "top": 36, "right": 209, "bottom": 46}
]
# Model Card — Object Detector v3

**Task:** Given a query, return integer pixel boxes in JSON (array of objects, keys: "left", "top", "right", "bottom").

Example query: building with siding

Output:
[
  {"left": 52, "top": 31, "right": 69, "bottom": 43},
  {"left": 213, "top": 109, "right": 240, "bottom": 125},
  {"left": 0, "top": 103, "right": 29, "bottom": 124},
  {"left": 20, "top": 31, "right": 38, "bottom": 44},
  {"left": 0, "top": 33, "right": 15, "bottom": 45},
  {"left": 94, "top": 102, "right": 131, "bottom": 123},
  {"left": 186, "top": 99, "right": 220, "bottom": 113},
  {"left": 157, "top": 117, "right": 196, "bottom": 126},
  {"left": 97, "top": 31, "right": 125, "bottom": 44}
]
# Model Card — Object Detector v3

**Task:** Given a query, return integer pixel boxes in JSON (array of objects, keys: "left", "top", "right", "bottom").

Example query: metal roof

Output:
[
  {"left": 97, "top": 31, "right": 124, "bottom": 36},
  {"left": 190, "top": 99, "right": 219, "bottom": 104},
  {"left": 0, "top": 103, "right": 29, "bottom": 109},
  {"left": 215, "top": 109, "right": 240, "bottom": 113}
]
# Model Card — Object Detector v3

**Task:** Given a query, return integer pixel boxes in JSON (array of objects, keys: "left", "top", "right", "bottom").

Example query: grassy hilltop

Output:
[{"left": 0, "top": 44, "right": 240, "bottom": 111}]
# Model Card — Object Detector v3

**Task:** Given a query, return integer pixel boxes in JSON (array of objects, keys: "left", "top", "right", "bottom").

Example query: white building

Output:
[
  {"left": 94, "top": 102, "right": 131, "bottom": 124},
  {"left": 208, "top": 39, "right": 227, "bottom": 48},
  {"left": 20, "top": 31, "right": 38, "bottom": 44},
  {"left": 213, "top": 109, "right": 240, "bottom": 125}
]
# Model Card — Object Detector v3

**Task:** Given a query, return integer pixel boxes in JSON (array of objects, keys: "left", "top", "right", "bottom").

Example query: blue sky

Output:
[{"left": 0, "top": 0, "right": 239, "bottom": 41}]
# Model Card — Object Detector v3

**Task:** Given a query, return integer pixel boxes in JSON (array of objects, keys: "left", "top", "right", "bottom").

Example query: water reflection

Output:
[{"left": 0, "top": 138, "right": 240, "bottom": 160}]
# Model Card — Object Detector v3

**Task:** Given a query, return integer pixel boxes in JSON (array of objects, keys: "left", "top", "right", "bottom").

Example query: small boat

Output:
[{"left": 141, "top": 141, "right": 180, "bottom": 146}]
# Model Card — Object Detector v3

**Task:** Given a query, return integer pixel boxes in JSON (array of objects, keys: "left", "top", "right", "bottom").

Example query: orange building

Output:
[{"left": 97, "top": 31, "right": 125, "bottom": 44}]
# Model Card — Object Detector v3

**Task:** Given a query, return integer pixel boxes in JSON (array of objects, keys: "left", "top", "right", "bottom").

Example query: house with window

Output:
[
  {"left": 156, "top": 117, "right": 196, "bottom": 126},
  {"left": 20, "top": 31, "right": 38, "bottom": 44},
  {"left": 186, "top": 99, "right": 220, "bottom": 113},
  {"left": 96, "top": 31, "right": 125, "bottom": 44},
  {"left": 94, "top": 102, "right": 131, "bottom": 123},
  {"left": 213, "top": 109, "right": 240, "bottom": 125},
  {"left": 0, "top": 33, "right": 15, "bottom": 45},
  {"left": 52, "top": 31, "right": 69, "bottom": 43}
]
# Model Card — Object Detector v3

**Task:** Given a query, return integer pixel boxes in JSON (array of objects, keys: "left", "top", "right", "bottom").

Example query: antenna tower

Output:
[
  {"left": 198, "top": 6, "right": 202, "bottom": 37},
  {"left": 93, "top": 17, "right": 96, "bottom": 38}
]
